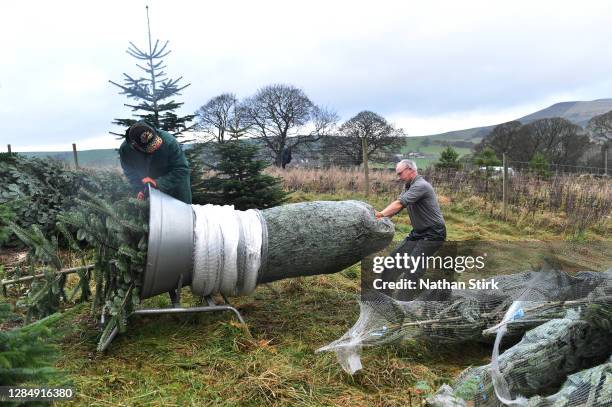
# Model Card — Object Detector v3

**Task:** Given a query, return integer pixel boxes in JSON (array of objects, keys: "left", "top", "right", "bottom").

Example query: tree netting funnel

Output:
[
  {"left": 143, "top": 185, "right": 195, "bottom": 298},
  {"left": 141, "top": 187, "right": 394, "bottom": 299}
]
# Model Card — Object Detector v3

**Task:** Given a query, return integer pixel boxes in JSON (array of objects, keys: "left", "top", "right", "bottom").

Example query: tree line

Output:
[
  {"left": 109, "top": 8, "right": 609, "bottom": 176},
  {"left": 193, "top": 88, "right": 405, "bottom": 168},
  {"left": 108, "top": 16, "right": 405, "bottom": 170},
  {"left": 473, "top": 114, "right": 610, "bottom": 170}
]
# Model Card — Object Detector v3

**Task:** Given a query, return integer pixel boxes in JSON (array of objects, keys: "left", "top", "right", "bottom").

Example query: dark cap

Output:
[{"left": 127, "top": 122, "right": 163, "bottom": 153}]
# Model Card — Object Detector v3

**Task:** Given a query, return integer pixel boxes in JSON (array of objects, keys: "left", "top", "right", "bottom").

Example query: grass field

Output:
[{"left": 21, "top": 185, "right": 606, "bottom": 406}]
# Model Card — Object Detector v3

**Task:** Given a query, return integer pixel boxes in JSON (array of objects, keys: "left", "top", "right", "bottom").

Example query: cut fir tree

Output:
[
  {"left": 10, "top": 189, "right": 151, "bottom": 351},
  {"left": 10, "top": 181, "right": 392, "bottom": 351},
  {"left": 57, "top": 191, "right": 149, "bottom": 351}
]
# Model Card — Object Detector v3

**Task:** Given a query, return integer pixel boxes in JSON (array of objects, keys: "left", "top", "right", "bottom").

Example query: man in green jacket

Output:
[{"left": 119, "top": 122, "right": 192, "bottom": 204}]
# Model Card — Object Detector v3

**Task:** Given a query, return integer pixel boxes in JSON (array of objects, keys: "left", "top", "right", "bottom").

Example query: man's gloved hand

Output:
[
  {"left": 136, "top": 191, "right": 146, "bottom": 200},
  {"left": 141, "top": 177, "right": 157, "bottom": 188}
]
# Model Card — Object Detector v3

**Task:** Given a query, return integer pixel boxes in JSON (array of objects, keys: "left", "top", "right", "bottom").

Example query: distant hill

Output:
[
  {"left": 23, "top": 149, "right": 120, "bottom": 168},
  {"left": 422, "top": 98, "right": 612, "bottom": 143},
  {"left": 517, "top": 98, "right": 612, "bottom": 126}
]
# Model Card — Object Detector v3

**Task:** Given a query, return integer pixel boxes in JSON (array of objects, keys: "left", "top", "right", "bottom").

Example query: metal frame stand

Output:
[{"left": 98, "top": 277, "right": 248, "bottom": 352}]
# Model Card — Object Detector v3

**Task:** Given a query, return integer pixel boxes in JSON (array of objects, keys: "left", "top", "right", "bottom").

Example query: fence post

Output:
[
  {"left": 502, "top": 153, "right": 508, "bottom": 219},
  {"left": 605, "top": 148, "right": 609, "bottom": 176},
  {"left": 362, "top": 137, "right": 369, "bottom": 196},
  {"left": 72, "top": 143, "right": 79, "bottom": 169},
  {"left": 7, "top": 144, "right": 11, "bottom": 153}
]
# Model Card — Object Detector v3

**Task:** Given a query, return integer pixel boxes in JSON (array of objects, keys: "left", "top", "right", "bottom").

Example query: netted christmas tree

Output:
[{"left": 109, "top": 6, "right": 194, "bottom": 136}]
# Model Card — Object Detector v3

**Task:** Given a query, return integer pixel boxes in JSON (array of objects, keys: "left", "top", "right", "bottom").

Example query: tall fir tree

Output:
[
  {"left": 191, "top": 141, "right": 287, "bottom": 210},
  {"left": 109, "top": 6, "right": 194, "bottom": 137}
]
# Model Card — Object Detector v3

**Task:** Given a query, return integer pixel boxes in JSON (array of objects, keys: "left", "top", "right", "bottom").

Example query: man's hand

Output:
[
  {"left": 136, "top": 191, "right": 146, "bottom": 200},
  {"left": 141, "top": 177, "right": 157, "bottom": 188},
  {"left": 375, "top": 211, "right": 384, "bottom": 219}
]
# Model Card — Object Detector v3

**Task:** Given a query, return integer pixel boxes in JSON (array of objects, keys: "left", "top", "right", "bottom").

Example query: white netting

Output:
[
  {"left": 191, "top": 204, "right": 264, "bottom": 297},
  {"left": 318, "top": 269, "right": 611, "bottom": 405},
  {"left": 432, "top": 309, "right": 611, "bottom": 406},
  {"left": 528, "top": 357, "right": 611, "bottom": 406}
]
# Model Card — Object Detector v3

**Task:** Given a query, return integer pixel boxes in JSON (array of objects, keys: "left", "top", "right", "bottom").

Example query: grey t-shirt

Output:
[{"left": 398, "top": 175, "right": 445, "bottom": 232}]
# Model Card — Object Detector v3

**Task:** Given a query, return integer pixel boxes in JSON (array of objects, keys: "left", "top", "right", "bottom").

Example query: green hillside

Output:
[{"left": 397, "top": 136, "right": 474, "bottom": 169}]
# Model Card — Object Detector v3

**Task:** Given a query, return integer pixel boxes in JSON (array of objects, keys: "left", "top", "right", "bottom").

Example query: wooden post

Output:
[
  {"left": 605, "top": 148, "right": 608, "bottom": 176},
  {"left": 1, "top": 264, "right": 95, "bottom": 287},
  {"left": 502, "top": 153, "right": 508, "bottom": 219},
  {"left": 7, "top": 144, "right": 11, "bottom": 153},
  {"left": 362, "top": 137, "right": 369, "bottom": 196},
  {"left": 72, "top": 143, "right": 79, "bottom": 169},
  {"left": 361, "top": 252, "right": 376, "bottom": 295}
]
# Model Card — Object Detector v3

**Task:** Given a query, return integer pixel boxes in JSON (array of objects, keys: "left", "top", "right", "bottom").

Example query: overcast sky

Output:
[{"left": 2, "top": 0, "right": 612, "bottom": 151}]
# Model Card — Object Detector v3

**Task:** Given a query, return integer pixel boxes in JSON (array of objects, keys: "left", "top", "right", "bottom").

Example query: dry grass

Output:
[
  {"left": 7, "top": 169, "right": 610, "bottom": 405},
  {"left": 266, "top": 166, "right": 402, "bottom": 196},
  {"left": 268, "top": 166, "right": 612, "bottom": 237}
]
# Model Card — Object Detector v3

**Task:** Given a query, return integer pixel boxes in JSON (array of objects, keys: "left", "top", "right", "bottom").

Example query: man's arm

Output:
[
  {"left": 375, "top": 200, "right": 404, "bottom": 219},
  {"left": 398, "top": 182, "right": 427, "bottom": 205},
  {"left": 155, "top": 141, "right": 189, "bottom": 193}
]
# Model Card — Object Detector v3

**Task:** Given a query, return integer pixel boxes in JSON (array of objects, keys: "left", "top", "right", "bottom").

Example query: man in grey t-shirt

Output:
[{"left": 375, "top": 159, "right": 446, "bottom": 299}]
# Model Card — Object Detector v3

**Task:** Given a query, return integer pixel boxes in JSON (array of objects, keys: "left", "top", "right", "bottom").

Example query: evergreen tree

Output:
[
  {"left": 57, "top": 191, "right": 148, "bottom": 351},
  {"left": 529, "top": 152, "right": 552, "bottom": 178},
  {"left": 474, "top": 147, "right": 501, "bottom": 192},
  {"left": 109, "top": 6, "right": 194, "bottom": 137},
  {"left": 0, "top": 302, "right": 60, "bottom": 386},
  {"left": 435, "top": 146, "right": 462, "bottom": 170},
  {"left": 0, "top": 203, "right": 14, "bottom": 246},
  {"left": 474, "top": 147, "right": 501, "bottom": 173},
  {"left": 9, "top": 190, "right": 149, "bottom": 351},
  {"left": 185, "top": 143, "right": 209, "bottom": 202},
  {"left": 192, "top": 141, "right": 287, "bottom": 210}
]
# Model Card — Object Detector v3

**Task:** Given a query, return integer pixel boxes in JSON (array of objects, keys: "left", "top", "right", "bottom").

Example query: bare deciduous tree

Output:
[
  {"left": 514, "top": 118, "right": 587, "bottom": 164},
  {"left": 477, "top": 121, "right": 522, "bottom": 159},
  {"left": 243, "top": 84, "right": 337, "bottom": 167},
  {"left": 326, "top": 111, "right": 405, "bottom": 166},
  {"left": 194, "top": 93, "right": 249, "bottom": 143},
  {"left": 586, "top": 110, "right": 612, "bottom": 173},
  {"left": 478, "top": 118, "right": 591, "bottom": 166},
  {"left": 586, "top": 110, "right": 612, "bottom": 145}
]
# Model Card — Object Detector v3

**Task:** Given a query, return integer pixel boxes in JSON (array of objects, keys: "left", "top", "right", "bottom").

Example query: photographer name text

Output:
[{"left": 372, "top": 278, "right": 499, "bottom": 290}]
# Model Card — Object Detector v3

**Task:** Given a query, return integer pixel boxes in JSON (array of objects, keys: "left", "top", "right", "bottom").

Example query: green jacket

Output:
[{"left": 119, "top": 129, "right": 192, "bottom": 204}]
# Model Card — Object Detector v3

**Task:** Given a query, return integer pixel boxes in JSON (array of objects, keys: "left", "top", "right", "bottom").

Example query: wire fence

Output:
[
  {"left": 267, "top": 164, "right": 611, "bottom": 235},
  {"left": 288, "top": 148, "right": 610, "bottom": 176}
]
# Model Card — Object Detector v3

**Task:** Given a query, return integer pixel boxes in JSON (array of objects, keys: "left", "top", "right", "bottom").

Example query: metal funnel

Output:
[{"left": 142, "top": 186, "right": 194, "bottom": 299}]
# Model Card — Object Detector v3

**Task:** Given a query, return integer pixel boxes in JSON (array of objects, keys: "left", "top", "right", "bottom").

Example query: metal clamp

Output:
[{"left": 98, "top": 288, "right": 249, "bottom": 352}]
